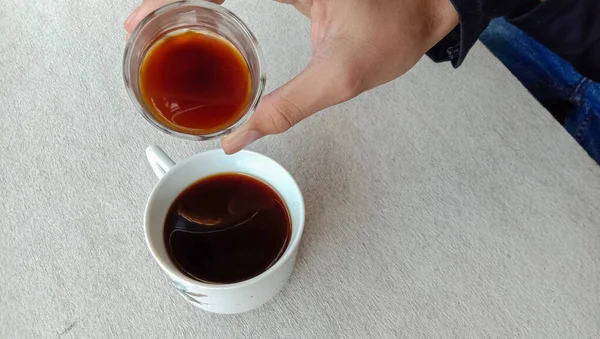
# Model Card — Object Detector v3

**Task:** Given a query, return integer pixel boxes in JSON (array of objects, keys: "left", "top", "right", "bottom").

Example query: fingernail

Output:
[
  {"left": 223, "top": 130, "right": 261, "bottom": 154},
  {"left": 125, "top": 6, "right": 142, "bottom": 28}
]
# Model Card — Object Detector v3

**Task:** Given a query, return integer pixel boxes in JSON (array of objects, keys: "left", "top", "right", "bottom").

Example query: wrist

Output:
[{"left": 422, "top": 0, "right": 460, "bottom": 49}]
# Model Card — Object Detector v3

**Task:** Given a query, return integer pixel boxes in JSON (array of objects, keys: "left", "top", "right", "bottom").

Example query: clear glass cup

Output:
[{"left": 123, "top": 0, "right": 265, "bottom": 140}]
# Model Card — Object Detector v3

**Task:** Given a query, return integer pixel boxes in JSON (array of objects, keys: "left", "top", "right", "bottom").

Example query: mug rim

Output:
[{"left": 144, "top": 149, "right": 305, "bottom": 290}]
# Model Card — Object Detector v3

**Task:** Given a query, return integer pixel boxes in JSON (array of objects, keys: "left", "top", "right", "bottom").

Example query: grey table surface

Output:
[{"left": 2, "top": 0, "right": 600, "bottom": 338}]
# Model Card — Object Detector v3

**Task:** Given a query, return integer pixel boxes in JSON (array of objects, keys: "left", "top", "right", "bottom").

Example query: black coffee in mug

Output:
[{"left": 164, "top": 173, "right": 291, "bottom": 284}]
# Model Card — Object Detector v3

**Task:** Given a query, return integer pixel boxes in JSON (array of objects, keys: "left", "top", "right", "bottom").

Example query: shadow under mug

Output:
[
  {"left": 144, "top": 145, "right": 305, "bottom": 314},
  {"left": 123, "top": 0, "right": 266, "bottom": 140}
]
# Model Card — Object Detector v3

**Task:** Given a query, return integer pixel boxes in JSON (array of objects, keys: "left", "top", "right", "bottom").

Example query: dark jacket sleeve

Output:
[
  {"left": 426, "top": 0, "right": 531, "bottom": 67},
  {"left": 505, "top": 0, "right": 600, "bottom": 82},
  {"left": 427, "top": 0, "right": 600, "bottom": 82}
]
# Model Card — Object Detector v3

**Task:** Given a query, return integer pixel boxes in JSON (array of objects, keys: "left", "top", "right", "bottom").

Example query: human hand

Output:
[
  {"left": 124, "top": 0, "right": 224, "bottom": 34},
  {"left": 125, "top": 0, "right": 458, "bottom": 154}
]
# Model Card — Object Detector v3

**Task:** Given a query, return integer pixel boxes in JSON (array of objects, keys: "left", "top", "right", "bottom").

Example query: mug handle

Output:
[{"left": 146, "top": 145, "right": 176, "bottom": 179}]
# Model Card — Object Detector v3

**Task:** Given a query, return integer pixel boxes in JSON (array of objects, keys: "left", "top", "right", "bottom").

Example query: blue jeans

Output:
[{"left": 480, "top": 18, "right": 600, "bottom": 164}]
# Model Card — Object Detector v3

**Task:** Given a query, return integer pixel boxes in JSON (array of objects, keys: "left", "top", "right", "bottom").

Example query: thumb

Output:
[{"left": 222, "top": 53, "right": 361, "bottom": 154}]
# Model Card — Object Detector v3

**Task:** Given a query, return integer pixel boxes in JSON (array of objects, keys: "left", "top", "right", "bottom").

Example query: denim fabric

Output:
[{"left": 480, "top": 18, "right": 600, "bottom": 164}]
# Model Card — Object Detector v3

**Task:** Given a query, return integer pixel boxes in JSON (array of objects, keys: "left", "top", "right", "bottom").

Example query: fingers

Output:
[
  {"left": 221, "top": 52, "right": 362, "bottom": 154},
  {"left": 124, "top": 0, "right": 225, "bottom": 33},
  {"left": 124, "top": 0, "right": 175, "bottom": 33},
  {"left": 292, "top": 3, "right": 311, "bottom": 18},
  {"left": 273, "top": 0, "right": 311, "bottom": 18}
]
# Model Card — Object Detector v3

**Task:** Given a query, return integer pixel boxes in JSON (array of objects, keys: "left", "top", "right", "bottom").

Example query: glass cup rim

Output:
[{"left": 123, "top": 0, "right": 266, "bottom": 140}]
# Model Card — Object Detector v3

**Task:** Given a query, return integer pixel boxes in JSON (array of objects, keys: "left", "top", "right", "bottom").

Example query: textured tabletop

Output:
[{"left": 2, "top": 0, "right": 600, "bottom": 338}]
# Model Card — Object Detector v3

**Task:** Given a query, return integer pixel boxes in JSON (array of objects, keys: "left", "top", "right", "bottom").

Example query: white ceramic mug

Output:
[{"left": 144, "top": 145, "right": 305, "bottom": 314}]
